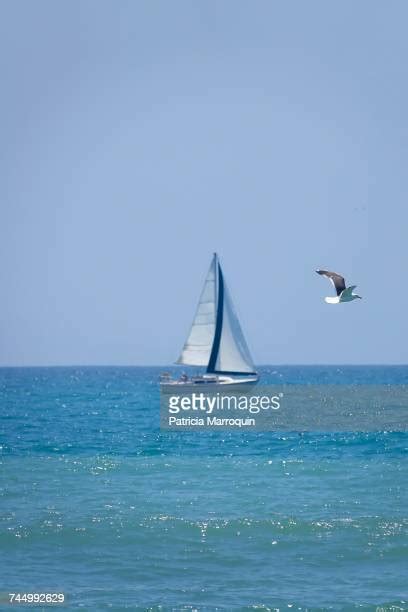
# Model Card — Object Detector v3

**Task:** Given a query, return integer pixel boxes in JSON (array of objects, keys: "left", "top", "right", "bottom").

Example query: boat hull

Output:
[{"left": 160, "top": 374, "right": 259, "bottom": 391}]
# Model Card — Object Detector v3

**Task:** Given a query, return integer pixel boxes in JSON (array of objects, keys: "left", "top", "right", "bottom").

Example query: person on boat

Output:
[{"left": 180, "top": 372, "right": 188, "bottom": 382}]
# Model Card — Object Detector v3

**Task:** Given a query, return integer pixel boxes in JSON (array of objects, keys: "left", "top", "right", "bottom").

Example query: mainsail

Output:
[
  {"left": 177, "top": 254, "right": 256, "bottom": 375},
  {"left": 176, "top": 255, "right": 217, "bottom": 367}
]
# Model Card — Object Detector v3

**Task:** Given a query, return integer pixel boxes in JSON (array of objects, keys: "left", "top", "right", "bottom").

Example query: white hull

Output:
[{"left": 160, "top": 373, "right": 259, "bottom": 389}]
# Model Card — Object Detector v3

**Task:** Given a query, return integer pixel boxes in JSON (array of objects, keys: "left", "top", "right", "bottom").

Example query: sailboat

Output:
[{"left": 160, "top": 253, "right": 259, "bottom": 387}]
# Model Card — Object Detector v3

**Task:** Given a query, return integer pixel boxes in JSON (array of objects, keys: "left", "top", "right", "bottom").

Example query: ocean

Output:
[{"left": 0, "top": 366, "right": 407, "bottom": 611}]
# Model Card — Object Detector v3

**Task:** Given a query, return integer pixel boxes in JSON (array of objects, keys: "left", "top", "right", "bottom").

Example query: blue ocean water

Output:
[{"left": 0, "top": 366, "right": 407, "bottom": 611}]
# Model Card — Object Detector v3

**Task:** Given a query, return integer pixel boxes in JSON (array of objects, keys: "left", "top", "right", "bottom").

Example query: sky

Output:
[{"left": 1, "top": 0, "right": 408, "bottom": 366}]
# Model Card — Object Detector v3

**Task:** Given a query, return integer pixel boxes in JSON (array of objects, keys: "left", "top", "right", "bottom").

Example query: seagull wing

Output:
[
  {"left": 340, "top": 285, "right": 357, "bottom": 298},
  {"left": 316, "top": 270, "right": 346, "bottom": 296}
]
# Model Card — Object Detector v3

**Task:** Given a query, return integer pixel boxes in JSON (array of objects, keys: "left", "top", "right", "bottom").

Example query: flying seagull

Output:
[{"left": 316, "top": 270, "right": 362, "bottom": 304}]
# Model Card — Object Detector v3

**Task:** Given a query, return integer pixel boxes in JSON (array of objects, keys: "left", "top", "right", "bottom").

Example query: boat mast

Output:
[{"left": 207, "top": 253, "right": 224, "bottom": 374}]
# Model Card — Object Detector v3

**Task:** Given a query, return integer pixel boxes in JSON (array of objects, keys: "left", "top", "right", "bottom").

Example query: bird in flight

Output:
[{"left": 316, "top": 270, "right": 362, "bottom": 304}]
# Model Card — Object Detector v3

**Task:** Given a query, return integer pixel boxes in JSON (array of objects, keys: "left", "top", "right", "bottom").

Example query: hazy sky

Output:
[{"left": 1, "top": 1, "right": 408, "bottom": 366}]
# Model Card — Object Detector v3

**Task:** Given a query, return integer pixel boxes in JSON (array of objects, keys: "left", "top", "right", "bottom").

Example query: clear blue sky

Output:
[{"left": 1, "top": 1, "right": 407, "bottom": 366}]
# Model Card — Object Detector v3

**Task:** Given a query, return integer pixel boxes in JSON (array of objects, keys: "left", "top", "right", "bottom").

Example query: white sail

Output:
[
  {"left": 177, "top": 253, "right": 256, "bottom": 376},
  {"left": 176, "top": 256, "right": 217, "bottom": 366},
  {"left": 211, "top": 279, "right": 256, "bottom": 374}
]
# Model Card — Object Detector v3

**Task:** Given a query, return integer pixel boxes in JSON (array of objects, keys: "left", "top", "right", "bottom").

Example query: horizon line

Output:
[{"left": 0, "top": 363, "right": 407, "bottom": 369}]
